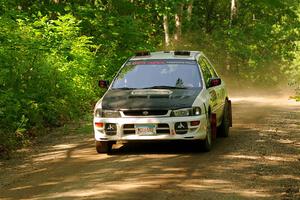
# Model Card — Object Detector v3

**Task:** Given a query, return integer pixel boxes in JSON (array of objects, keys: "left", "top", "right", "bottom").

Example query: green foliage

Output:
[
  {"left": 0, "top": 13, "right": 96, "bottom": 155},
  {"left": 0, "top": 0, "right": 160, "bottom": 157},
  {"left": 177, "top": 0, "right": 299, "bottom": 89},
  {"left": 287, "top": 41, "right": 300, "bottom": 100}
]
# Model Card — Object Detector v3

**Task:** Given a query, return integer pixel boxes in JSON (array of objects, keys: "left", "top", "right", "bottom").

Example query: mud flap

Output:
[
  {"left": 211, "top": 113, "right": 217, "bottom": 140},
  {"left": 228, "top": 100, "right": 233, "bottom": 127}
]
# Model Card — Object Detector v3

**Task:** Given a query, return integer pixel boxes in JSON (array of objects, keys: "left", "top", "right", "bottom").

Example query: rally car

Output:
[{"left": 93, "top": 51, "right": 232, "bottom": 153}]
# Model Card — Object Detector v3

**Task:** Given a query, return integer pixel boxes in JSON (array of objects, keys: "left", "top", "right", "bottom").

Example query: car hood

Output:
[{"left": 101, "top": 88, "right": 201, "bottom": 110}]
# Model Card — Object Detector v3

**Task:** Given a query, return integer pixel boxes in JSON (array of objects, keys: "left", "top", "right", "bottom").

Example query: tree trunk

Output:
[
  {"left": 130, "top": 0, "right": 136, "bottom": 19},
  {"left": 174, "top": 3, "right": 183, "bottom": 42},
  {"left": 230, "top": 0, "right": 238, "bottom": 27},
  {"left": 204, "top": 0, "right": 215, "bottom": 33},
  {"left": 163, "top": 15, "right": 170, "bottom": 47},
  {"left": 187, "top": 0, "right": 193, "bottom": 22}
]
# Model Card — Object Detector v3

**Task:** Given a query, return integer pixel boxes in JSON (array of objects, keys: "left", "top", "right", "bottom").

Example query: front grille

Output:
[
  {"left": 123, "top": 110, "right": 168, "bottom": 116},
  {"left": 122, "top": 123, "right": 170, "bottom": 135},
  {"left": 156, "top": 123, "right": 170, "bottom": 134},
  {"left": 123, "top": 124, "right": 135, "bottom": 129},
  {"left": 123, "top": 124, "right": 135, "bottom": 135}
]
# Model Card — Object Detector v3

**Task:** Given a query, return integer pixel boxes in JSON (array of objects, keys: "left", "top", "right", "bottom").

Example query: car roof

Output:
[{"left": 129, "top": 51, "right": 203, "bottom": 61}]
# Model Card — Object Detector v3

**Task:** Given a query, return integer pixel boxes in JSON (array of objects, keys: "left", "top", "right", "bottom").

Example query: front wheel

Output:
[
  {"left": 201, "top": 114, "right": 212, "bottom": 152},
  {"left": 95, "top": 141, "right": 113, "bottom": 154}
]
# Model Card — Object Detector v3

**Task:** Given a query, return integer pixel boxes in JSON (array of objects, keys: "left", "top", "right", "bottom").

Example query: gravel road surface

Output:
[{"left": 0, "top": 97, "right": 299, "bottom": 200}]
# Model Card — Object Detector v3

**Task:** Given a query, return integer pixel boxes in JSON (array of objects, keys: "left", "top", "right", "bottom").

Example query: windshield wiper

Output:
[{"left": 142, "top": 86, "right": 188, "bottom": 89}]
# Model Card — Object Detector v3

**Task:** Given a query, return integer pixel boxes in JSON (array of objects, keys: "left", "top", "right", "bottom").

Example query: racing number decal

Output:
[
  {"left": 219, "top": 88, "right": 225, "bottom": 100},
  {"left": 209, "top": 90, "right": 218, "bottom": 107},
  {"left": 209, "top": 90, "right": 217, "bottom": 101}
]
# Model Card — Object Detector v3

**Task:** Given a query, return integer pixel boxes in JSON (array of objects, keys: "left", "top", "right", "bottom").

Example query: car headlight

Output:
[
  {"left": 94, "top": 108, "right": 102, "bottom": 117},
  {"left": 94, "top": 109, "right": 121, "bottom": 118},
  {"left": 171, "top": 107, "right": 201, "bottom": 117},
  {"left": 192, "top": 107, "right": 201, "bottom": 115}
]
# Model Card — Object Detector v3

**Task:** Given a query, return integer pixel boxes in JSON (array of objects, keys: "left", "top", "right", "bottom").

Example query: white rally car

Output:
[{"left": 93, "top": 51, "right": 232, "bottom": 153}]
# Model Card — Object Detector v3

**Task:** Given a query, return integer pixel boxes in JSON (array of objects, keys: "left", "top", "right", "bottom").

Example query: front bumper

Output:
[{"left": 93, "top": 115, "right": 208, "bottom": 141}]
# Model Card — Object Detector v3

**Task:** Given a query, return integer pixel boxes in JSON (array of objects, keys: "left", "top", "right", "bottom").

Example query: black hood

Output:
[{"left": 101, "top": 88, "right": 201, "bottom": 110}]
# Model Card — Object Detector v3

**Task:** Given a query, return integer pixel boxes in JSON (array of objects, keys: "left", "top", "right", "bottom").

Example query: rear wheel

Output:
[
  {"left": 218, "top": 99, "right": 231, "bottom": 137},
  {"left": 95, "top": 141, "right": 113, "bottom": 154}
]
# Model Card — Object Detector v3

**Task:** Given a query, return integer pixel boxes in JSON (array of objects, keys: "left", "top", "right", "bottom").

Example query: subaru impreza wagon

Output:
[{"left": 93, "top": 51, "right": 232, "bottom": 153}]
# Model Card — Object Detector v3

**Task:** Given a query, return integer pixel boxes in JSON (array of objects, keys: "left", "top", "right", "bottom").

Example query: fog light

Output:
[
  {"left": 175, "top": 122, "right": 188, "bottom": 134},
  {"left": 105, "top": 123, "right": 117, "bottom": 135},
  {"left": 190, "top": 121, "right": 200, "bottom": 126}
]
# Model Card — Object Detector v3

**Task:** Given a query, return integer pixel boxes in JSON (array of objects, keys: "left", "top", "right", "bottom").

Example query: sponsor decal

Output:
[
  {"left": 209, "top": 90, "right": 217, "bottom": 101},
  {"left": 127, "top": 60, "right": 197, "bottom": 66},
  {"left": 129, "top": 61, "right": 166, "bottom": 65}
]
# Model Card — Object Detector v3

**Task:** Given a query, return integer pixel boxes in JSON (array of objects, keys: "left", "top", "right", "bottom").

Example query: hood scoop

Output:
[
  {"left": 129, "top": 89, "right": 172, "bottom": 99},
  {"left": 129, "top": 94, "right": 170, "bottom": 99},
  {"left": 131, "top": 89, "right": 173, "bottom": 96}
]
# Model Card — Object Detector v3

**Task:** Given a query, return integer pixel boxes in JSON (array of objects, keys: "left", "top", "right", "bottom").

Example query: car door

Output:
[
  {"left": 198, "top": 57, "right": 218, "bottom": 119},
  {"left": 203, "top": 57, "right": 226, "bottom": 125}
]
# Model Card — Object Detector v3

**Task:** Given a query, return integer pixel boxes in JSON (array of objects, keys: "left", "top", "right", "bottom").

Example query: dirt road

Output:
[{"left": 0, "top": 97, "right": 299, "bottom": 200}]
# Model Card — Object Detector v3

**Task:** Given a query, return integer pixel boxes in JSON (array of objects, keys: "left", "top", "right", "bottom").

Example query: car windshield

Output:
[{"left": 111, "top": 59, "right": 202, "bottom": 89}]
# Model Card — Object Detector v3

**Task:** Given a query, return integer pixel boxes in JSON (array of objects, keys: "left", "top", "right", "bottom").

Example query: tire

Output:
[
  {"left": 218, "top": 99, "right": 231, "bottom": 137},
  {"left": 201, "top": 113, "right": 212, "bottom": 152},
  {"left": 95, "top": 141, "right": 112, "bottom": 154}
]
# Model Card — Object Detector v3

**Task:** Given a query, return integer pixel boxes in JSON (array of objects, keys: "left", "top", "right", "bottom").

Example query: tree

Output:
[
  {"left": 174, "top": 2, "right": 183, "bottom": 41},
  {"left": 187, "top": 0, "right": 193, "bottom": 22},
  {"left": 230, "top": 0, "right": 238, "bottom": 27},
  {"left": 163, "top": 15, "right": 170, "bottom": 47}
]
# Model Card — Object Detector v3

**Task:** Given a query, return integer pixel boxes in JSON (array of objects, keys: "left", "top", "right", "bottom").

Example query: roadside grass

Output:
[
  {"left": 0, "top": 113, "right": 94, "bottom": 188},
  {"left": 55, "top": 115, "right": 93, "bottom": 136},
  {"left": 0, "top": 113, "right": 93, "bottom": 161},
  {"left": 34, "top": 113, "right": 93, "bottom": 144}
]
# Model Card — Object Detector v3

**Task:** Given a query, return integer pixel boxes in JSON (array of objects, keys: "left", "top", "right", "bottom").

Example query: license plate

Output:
[{"left": 136, "top": 124, "right": 155, "bottom": 135}]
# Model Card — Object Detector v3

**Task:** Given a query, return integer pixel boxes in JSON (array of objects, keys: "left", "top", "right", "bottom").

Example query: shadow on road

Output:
[
  {"left": 109, "top": 140, "right": 224, "bottom": 155},
  {"left": 0, "top": 99, "right": 299, "bottom": 200}
]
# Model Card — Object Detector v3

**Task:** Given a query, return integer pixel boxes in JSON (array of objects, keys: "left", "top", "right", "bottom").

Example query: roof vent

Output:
[
  {"left": 135, "top": 51, "right": 150, "bottom": 56},
  {"left": 174, "top": 50, "right": 190, "bottom": 56}
]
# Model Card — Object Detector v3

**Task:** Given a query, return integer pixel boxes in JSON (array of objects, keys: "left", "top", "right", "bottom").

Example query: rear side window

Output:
[
  {"left": 198, "top": 58, "right": 212, "bottom": 87},
  {"left": 203, "top": 58, "right": 218, "bottom": 78}
]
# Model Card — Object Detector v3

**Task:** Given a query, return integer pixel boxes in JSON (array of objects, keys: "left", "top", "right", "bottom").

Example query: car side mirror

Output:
[
  {"left": 98, "top": 80, "right": 109, "bottom": 89},
  {"left": 209, "top": 78, "right": 221, "bottom": 87}
]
